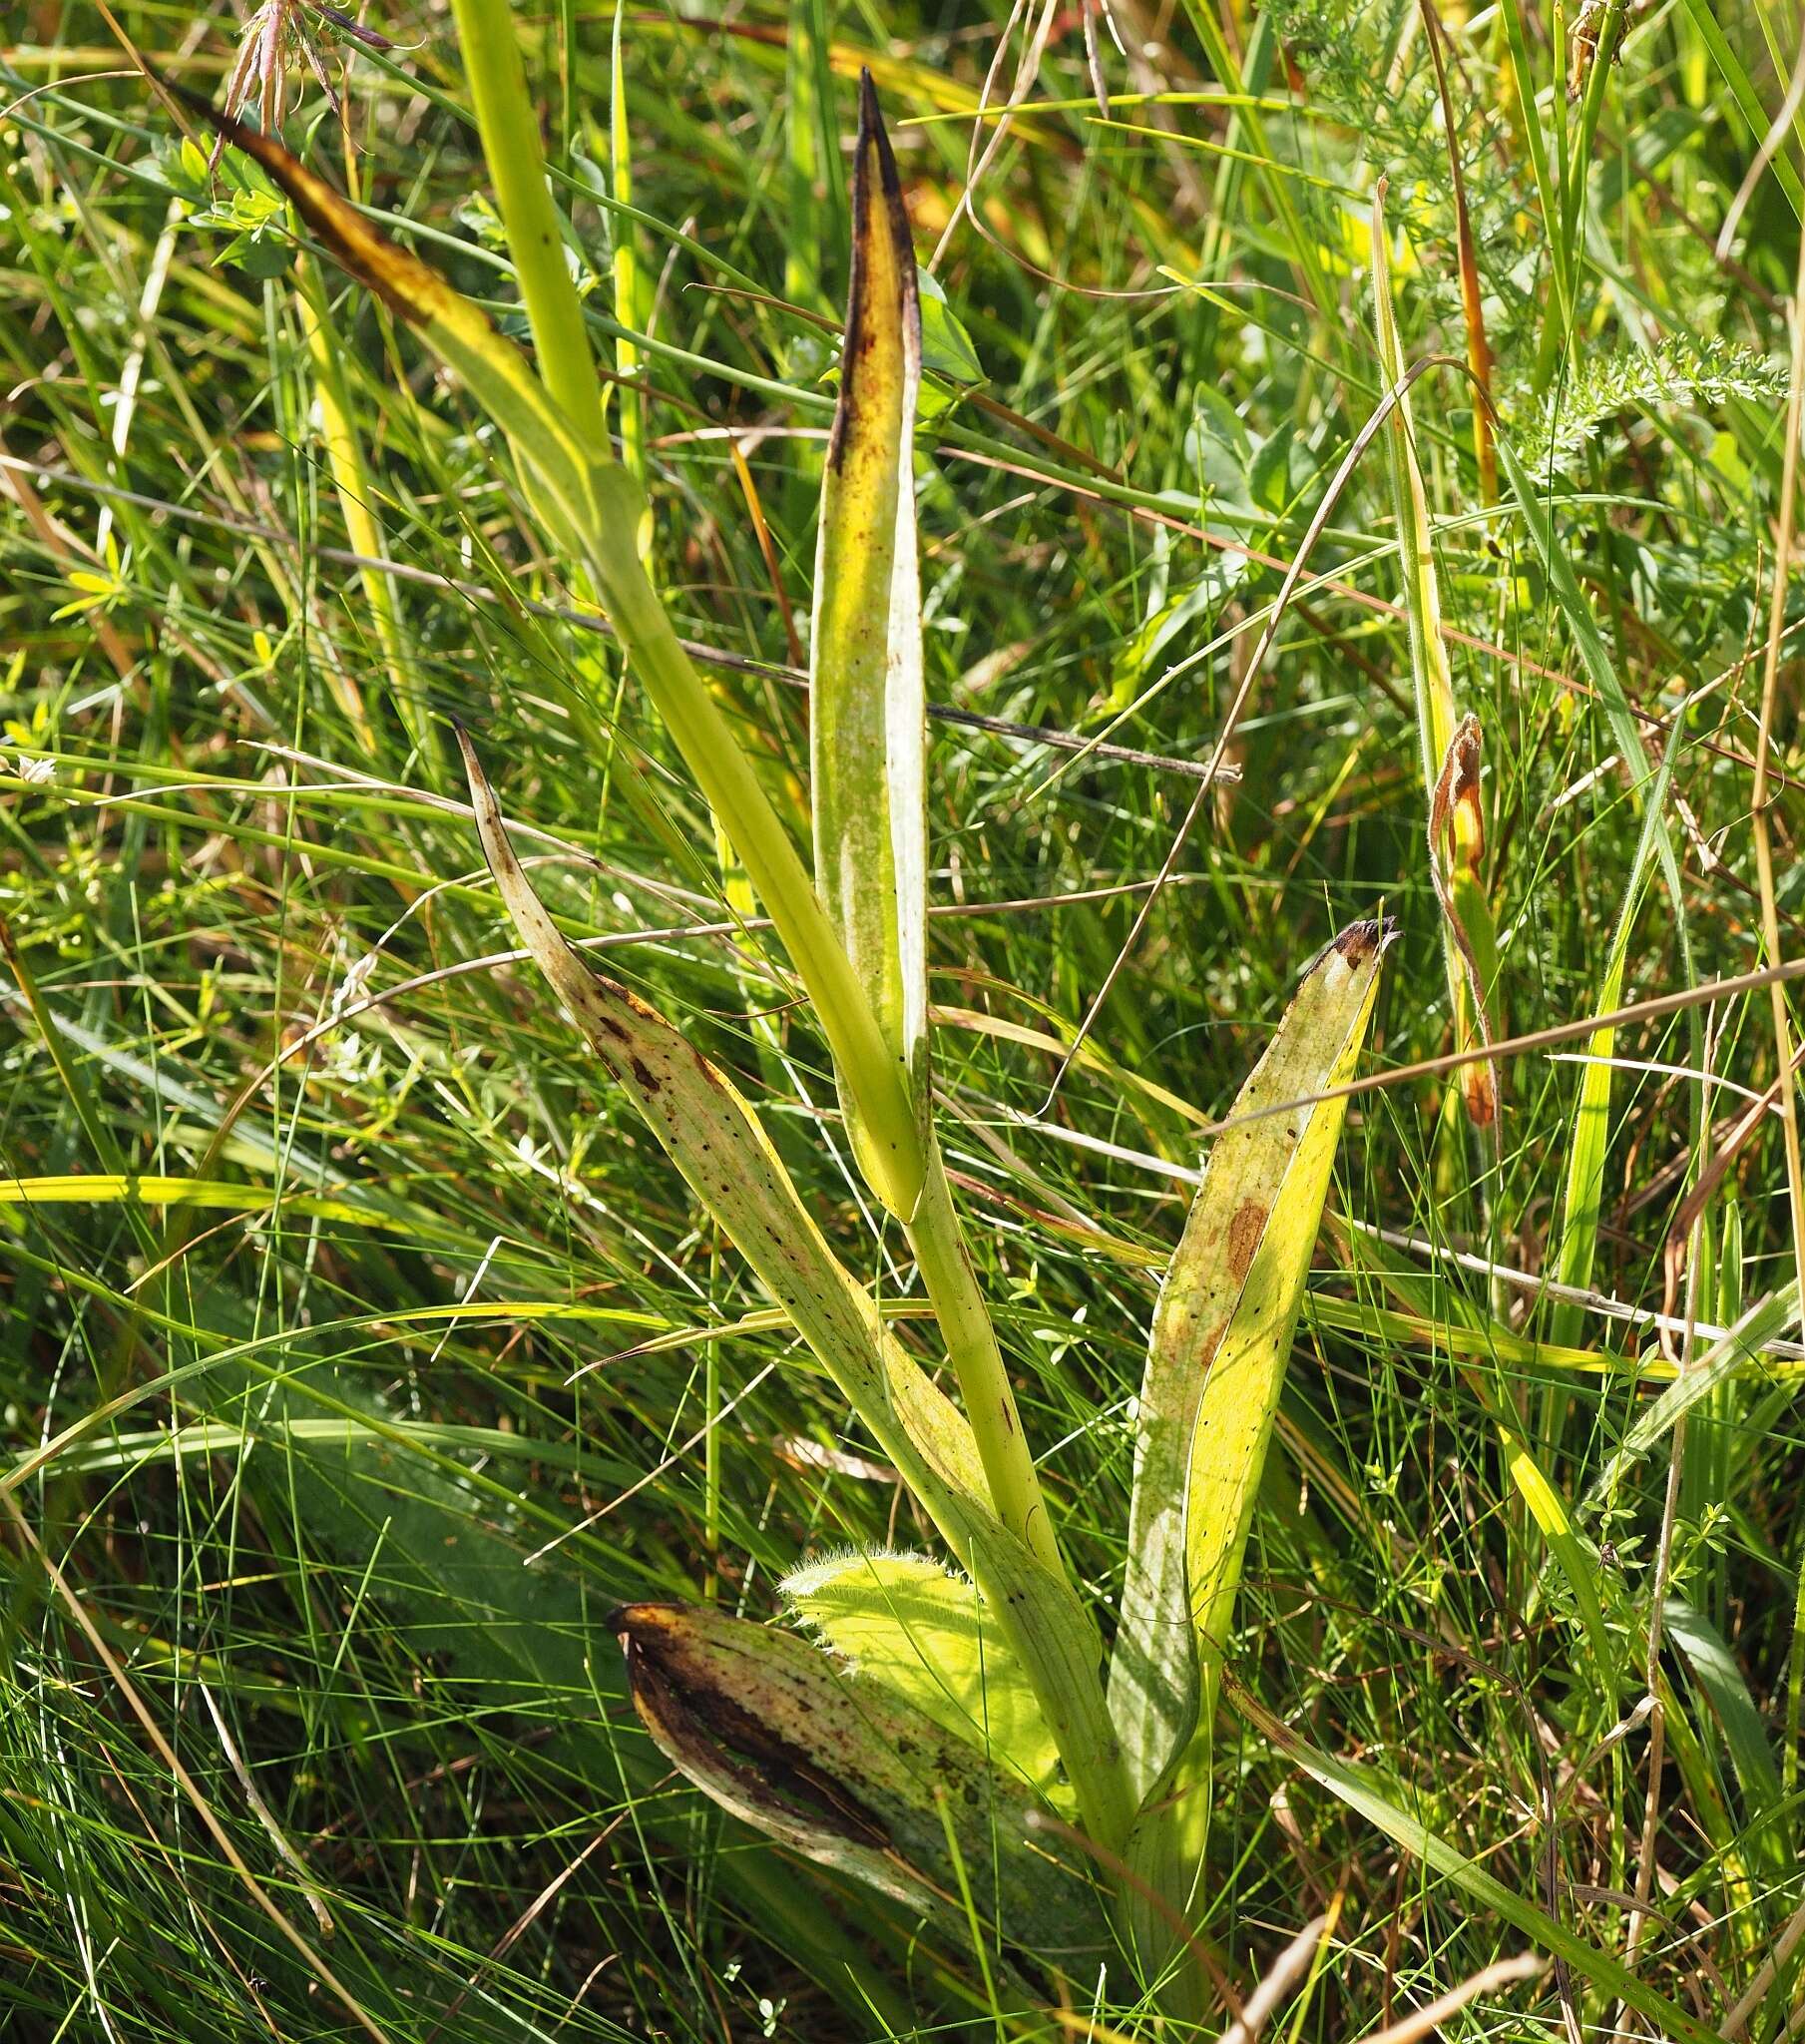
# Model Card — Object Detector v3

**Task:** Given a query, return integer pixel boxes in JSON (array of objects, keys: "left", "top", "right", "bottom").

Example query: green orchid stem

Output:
[
  {"left": 907, "top": 1146, "right": 1071, "bottom": 1586},
  {"left": 425, "top": 0, "right": 1093, "bottom": 1868},
  {"left": 447, "top": 0, "right": 608, "bottom": 462}
]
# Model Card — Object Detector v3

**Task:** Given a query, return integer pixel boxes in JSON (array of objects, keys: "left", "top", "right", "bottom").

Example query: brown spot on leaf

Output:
[{"left": 1226, "top": 1199, "right": 1267, "bottom": 1282}]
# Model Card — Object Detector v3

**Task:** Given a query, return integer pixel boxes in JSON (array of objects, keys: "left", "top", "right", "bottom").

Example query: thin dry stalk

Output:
[
  {"left": 1219, "top": 1915, "right": 1331, "bottom": 2044},
  {"left": 1418, "top": 0, "right": 1496, "bottom": 501}
]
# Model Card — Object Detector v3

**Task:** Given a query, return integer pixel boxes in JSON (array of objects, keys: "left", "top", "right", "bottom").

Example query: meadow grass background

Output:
[{"left": 3, "top": 0, "right": 1805, "bottom": 2035}]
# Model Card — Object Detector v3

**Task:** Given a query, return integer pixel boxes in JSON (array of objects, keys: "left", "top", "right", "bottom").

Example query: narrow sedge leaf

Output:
[
  {"left": 1584, "top": 1284, "right": 1801, "bottom": 1511},
  {"left": 1226, "top": 1675, "right": 1720, "bottom": 2044},
  {"left": 297, "top": 257, "right": 418, "bottom": 758},
  {"left": 1111, "top": 918, "right": 1392, "bottom": 1809},
  {"left": 781, "top": 1550, "right": 1067, "bottom": 1802},
  {"left": 611, "top": 1601, "right": 1107, "bottom": 1964},
  {"left": 459, "top": 734, "right": 1129, "bottom": 1851},
  {"left": 811, "top": 72, "right": 930, "bottom": 1172}
]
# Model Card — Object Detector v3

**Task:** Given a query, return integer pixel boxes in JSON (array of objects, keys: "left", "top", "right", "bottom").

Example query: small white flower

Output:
[{"left": 328, "top": 951, "right": 378, "bottom": 1020}]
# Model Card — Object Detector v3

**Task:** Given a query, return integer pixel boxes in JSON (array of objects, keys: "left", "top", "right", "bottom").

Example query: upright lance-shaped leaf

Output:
[
  {"left": 1112, "top": 922, "right": 1389, "bottom": 2008},
  {"left": 611, "top": 1602, "right": 1107, "bottom": 1967},
  {"left": 799, "top": 78, "right": 1062, "bottom": 1597},
  {"left": 811, "top": 74, "right": 931, "bottom": 1174},
  {"left": 190, "top": 93, "right": 928, "bottom": 1223},
  {"left": 1110, "top": 919, "right": 1393, "bottom": 1810},
  {"left": 458, "top": 736, "right": 1133, "bottom": 1854}
]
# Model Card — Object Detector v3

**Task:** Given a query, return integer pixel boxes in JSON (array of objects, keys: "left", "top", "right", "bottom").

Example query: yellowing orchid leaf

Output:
[{"left": 782, "top": 1549, "right": 1067, "bottom": 1803}]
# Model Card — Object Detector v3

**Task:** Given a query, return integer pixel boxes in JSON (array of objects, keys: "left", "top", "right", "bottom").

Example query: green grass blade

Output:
[
  {"left": 1493, "top": 427, "right": 1689, "bottom": 933},
  {"left": 1548, "top": 736, "right": 1679, "bottom": 1350},
  {"left": 1665, "top": 1598, "right": 1790, "bottom": 1872},
  {"left": 1585, "top": 1285, "right": 1802, "bottom": 1511},
  {"left": 1496, "top": 1422, "right": 1612, "bottom": 1671}
]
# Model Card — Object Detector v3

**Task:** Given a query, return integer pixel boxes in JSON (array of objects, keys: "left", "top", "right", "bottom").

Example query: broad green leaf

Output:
[
  {"left": 1226, "top": 1676, "right": 1719, "bottom": 2044},
  {"left": 1111, "top": 918, "right": 1393, "bottom": 1811},
  {"left": 1118, "top": 922, "right": 1392, "bottom": 2004},
  {"left": 612, "top": 1601, "right": 1107, "bottom": 1967},
  {"left": 917, "top": 269, "right": 984, "bottom": 388},
  {"left": 810, "top": 75, "right": 931, "bottom": 1176},
  {"left": 781, "top": 1549, "right": 1066, "bottom": 1801},
  {"left": 459, "top": 734, "right": 1130, "bottom": 1852},
  {"left": 1665, "top": 1598, "right": 1791, "bottom": 1871},
  {"left": 188, "top": 1304, "right": 908, "bottom": 2030},
  {"left": 1110, "top": 551, "right": 1250, "bottom": 708}
]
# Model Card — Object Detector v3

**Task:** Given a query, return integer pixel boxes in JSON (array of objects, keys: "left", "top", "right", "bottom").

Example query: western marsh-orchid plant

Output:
[{"left": 190, "top": 34, "right": 1391, "bottom": 2015}]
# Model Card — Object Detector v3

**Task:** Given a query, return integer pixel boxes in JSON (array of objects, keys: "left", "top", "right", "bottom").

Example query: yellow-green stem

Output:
[
  {"left": 585, "top": 471, "right": 1072, "bottom": 1650},
  {"left": 298, "top": 258, "right": 429, "bottom": 763},
  {"left": 608, "top": 0, "right": 646, "bottom": 521},
  {"left": 448, "top": 0, "right": 608, "bottom": 461},
  {"left": 907, "top": 1147, "right": 1070, "bottom": 1586}
]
